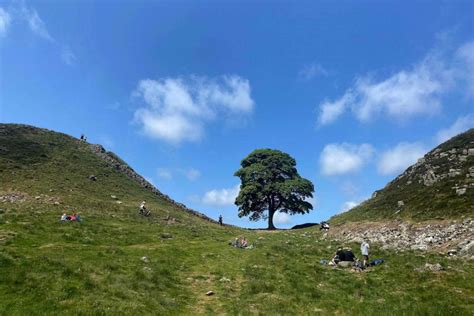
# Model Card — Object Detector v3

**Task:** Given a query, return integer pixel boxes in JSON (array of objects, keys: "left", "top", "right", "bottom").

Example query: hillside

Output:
[
  {"left": 331, "top": 129, "right": 474, "bottom": 225},
  {"left": 1, "top": 124, "right": 473, "bottom": 314}
]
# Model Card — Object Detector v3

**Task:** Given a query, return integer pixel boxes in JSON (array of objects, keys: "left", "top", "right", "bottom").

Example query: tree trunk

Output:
[{"left": 268, "top": 208, "right": 276, "bottom": 230}]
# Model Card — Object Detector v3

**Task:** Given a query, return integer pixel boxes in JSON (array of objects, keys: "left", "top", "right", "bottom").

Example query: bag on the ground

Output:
[{"left": 369, "top": 259, "right": 384, "bottom": 266}]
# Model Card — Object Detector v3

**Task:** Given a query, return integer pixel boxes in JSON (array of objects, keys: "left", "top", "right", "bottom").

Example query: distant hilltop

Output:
[{"left": 330, "top": 128, "right": 474, "bottom": 224}]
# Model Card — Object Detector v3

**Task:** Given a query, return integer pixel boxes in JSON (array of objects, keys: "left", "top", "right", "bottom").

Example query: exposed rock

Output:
[
  {"left": 140, "top": 256, "right": 150, "bottom": 263},
  {"left": 330, "top": 219, "right": 473, "bottom": 257},
  {"left": 424, "top": 263, "right": 444, "bottom": 272},
  {"left": 206, "top": 291, "right": 214, "bottom": 296},
  {"left": 456, "top": 188, "right": 466, "bottom": 196},
  {"left": 397, "top": 200, "right": 405, "bottom": 207},
  {"left": 458, "top": 241, "right": 474, "bottom": 256},
  {"left": 89, "top": 175, "right": 97, "bottom": 181},
  {"left": 0, "top": 192, "right": 28, "bottom": 203},
  {"left": 219, "top": 277, "right": 231, "bottom": 283},
  {"left": 110, "top": 195, "right": 117, "bottom": 199}
]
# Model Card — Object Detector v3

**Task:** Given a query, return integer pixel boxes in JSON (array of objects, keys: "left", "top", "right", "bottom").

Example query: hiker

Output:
[
  {"left": 218, "top": 215, "right": 223, "bottom": 226},
  {"left": 80, "top": 134, "right": 84, "bottom": 141},
  {"left": 69, "top": 214, "right": 77, "bottom": 221},
  {"left": 139, "top": 201, "right": 150, "bottom": 216},
  {"left": 361, "top": 240, "right": 370, "bottom": 267},
  {"left": 60, "top": 213, "right": 67, "bottom": 222}
]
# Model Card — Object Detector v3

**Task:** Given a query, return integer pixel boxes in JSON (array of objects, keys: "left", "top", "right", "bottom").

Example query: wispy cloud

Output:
[
  {"left": 299, "top": 63, "right": 329, "bottom": 80},
  {"left": 317, "top": 41, "right": 473, "bottom": 126},
  {"left": 436, "top": 114, "right": 474, "bottom": 144},
  {"left": 12, "top": 2, "right": 77, "bottom": 66},
  {"left": 133, "top": 75, "right": 255, "bottom": 144},
  {"left": 377, "top": 142, "right": 427, "bottom": 175},
  {"left": 456, "top": 42, "right": 474, "bottom": 97},
  {"left": 20, "top": 4, "right": 54, "bottom": 42},
  {"left": 178, "top": 168, "right": 201, "bottom": 181},
  {"left": 157, "top": 168, "right": 173, "bottom": 180},
  {"left": 320, "top": 143, "right": 374, "bottom": 176},
  {"left": 340, "top": 201, "right": 360, "bottom": 213},
  {"left": 202, "top": 184, "right": 240, "bottom": 206},
  {"left": 61, "top": 46, "right": 76, "bottom": 66},
  {"left": 0, "top": 7, "right": 11, "bottom": 37}
]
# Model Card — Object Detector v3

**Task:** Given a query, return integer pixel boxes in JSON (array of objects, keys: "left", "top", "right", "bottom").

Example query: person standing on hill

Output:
[
  {"left": 218, "top": 215, "right": 223, "bottom": 225},
  {"left": 361, "top": 240, "right": 370, "bottom": 267}
]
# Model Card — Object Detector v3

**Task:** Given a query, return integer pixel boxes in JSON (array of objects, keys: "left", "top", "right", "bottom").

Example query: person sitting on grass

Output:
[
  {"left": 331, "top": 247, "right": 357, "bottom": 267},
  {"left": 60, "top": 213, "right": 67, "bottom": 222},
  {"left": 241, "top": 237, "right": 248, "bottom": 248}
]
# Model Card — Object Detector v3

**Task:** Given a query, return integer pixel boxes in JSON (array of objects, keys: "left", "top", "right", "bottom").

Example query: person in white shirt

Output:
[
  {"left": 360, "top": 240, "right": 370, "bottom": 267},
  {"left": 60, "top": 213, "right": 67, "bottom": 221}
]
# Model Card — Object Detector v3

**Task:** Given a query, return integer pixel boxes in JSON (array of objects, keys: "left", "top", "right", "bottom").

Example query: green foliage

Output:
[
  {"left": 234, "top": 149, "right": 314, "bottom": 229},
  {"left": 0, "top": 124, "right": 473, "bottom": 314}
]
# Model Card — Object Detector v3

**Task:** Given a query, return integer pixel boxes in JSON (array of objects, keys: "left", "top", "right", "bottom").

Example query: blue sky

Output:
[{"left": 1, "top": 0, "right": 473, "bottom": 228}]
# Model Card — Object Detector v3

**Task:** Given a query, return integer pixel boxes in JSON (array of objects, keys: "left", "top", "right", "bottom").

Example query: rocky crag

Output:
[
  {"left": 329, "top": 219, "right": 474, "bottom": 258},
  {"left": 331, "top": 129, "right": 474, "bottom": 224}
]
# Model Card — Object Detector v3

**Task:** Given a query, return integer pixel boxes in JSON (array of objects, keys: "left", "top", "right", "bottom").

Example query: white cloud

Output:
[
  {"left": 320, "top": 143, "right": 374, "bottom": 176},
  {"left": 377, "top": 142, "right": 427, "bottom": 175},
  {"left": 0, "top": 7, "right": 11, "bottom": 37},
  {"left": 61, "top": 46, "right": 76, "bottom": 66},
  {"left": 299, "top": 63, "right": 328, "bottom": 80},
  {"left": 21, "top": 5, "right": 54, "bottom": 42},
  {"left": 436, "top": 114, "right": 474, "bottom": 144},
  {"left": 456, "top": 42, "right": 474, "bottom": 96},
  {"left": 318, "top": 92, "right": 354, "bottom": 125},
  {"left": 316, "top": 42, "right": 472, "bottom": 125},
  {"left": 133, "top": 76, "right": 254, "bottom": 144},
  {"left": 202, "top": 184, "right": 240, "bottom": 206},
  {"left": 273, "top": 211, "right": 292, "bottom": 225},
  {"left": 340, "top": 201, "right": 360, "bottom": 213},
  {"left": 157, "top": 168, "right": 172, "bottom": 180}
]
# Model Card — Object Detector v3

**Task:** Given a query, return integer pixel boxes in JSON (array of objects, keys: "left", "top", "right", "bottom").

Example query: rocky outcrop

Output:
[
  {"left": 391, "top": 140, "right": 474, "bottom": 194},
  {"left": 330, "top": 219, "right": 474, "bottom": 258},
  {"left": 88, "top": 144, "right": 218, "bottom": 224}
]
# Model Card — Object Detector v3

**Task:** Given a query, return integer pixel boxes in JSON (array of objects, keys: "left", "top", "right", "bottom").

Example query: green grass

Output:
[
  {"left": 1, "top": 124, "right": 473, "bottom": 314},
  {"left": 330, "top": 129, "right": 474, "bottom": 225}
]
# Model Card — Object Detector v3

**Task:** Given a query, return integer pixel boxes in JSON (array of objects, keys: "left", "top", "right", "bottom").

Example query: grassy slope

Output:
[
  {"left": 1, "top": 124, "right": 473, "bottom": 314},
  {"left": 330, "top": 129, "right": 474, "bottom": 225}
]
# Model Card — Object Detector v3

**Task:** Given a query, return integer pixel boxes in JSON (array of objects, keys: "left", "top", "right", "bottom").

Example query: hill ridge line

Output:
[{"left": 87, "top": 143, "right": 219, "bottom": 224}]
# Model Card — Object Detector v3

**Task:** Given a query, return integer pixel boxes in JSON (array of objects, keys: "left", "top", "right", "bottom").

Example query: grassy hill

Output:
[
  {"left": 330, "top": 129, "right": 474, "bottom": 225},
  {"left": 0, "top": 124, "right": 473, "bottom": 314}
]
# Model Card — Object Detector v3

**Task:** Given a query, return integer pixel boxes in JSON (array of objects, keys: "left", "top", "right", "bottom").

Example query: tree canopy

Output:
[{"left": 234, "top": 149, "right": 314, "bottom": 229}]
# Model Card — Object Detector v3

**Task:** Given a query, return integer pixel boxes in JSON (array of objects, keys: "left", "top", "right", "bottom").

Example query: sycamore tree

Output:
[{"left": 234, "top": 149, "right": 314, "bottom": 230}]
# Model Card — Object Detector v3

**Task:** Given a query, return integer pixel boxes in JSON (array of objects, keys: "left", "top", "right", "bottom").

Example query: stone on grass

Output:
[
  {"left": 424, "top": 263, "right": 444, "bottom": 272},
  {"left": 160, "top": 233, "right": 173, "bottom": 239},
  {"left": 140, "top": 256, "right": 150, "bottom": 263},
  {"left": 206, "top": 291, "right": 214, "bottom": 296}
]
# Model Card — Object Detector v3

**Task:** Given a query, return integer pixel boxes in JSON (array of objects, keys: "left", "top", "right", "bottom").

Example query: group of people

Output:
[
  {"left": 330, "top": 240, "right": 371, "bottom": 268},
  {"left": 231, "top": 236, "right": 251, "bottom": 249},
  {"left": 79, "top": 134, "right": 88, "bottom": 142},
  {"left": 60, "top": 213, "right": 82, "bottom": 222}
]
